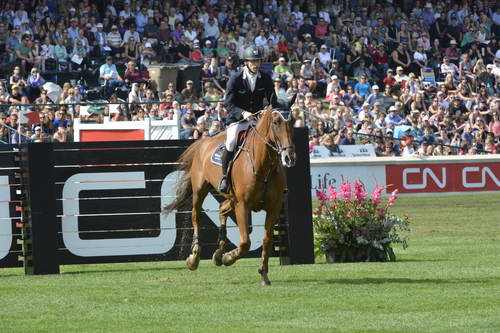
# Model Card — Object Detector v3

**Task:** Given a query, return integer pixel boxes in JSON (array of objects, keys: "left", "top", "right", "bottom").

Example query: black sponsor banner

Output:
[
  {"left": 52, "top": 140, "right": 265, "bottom": 265},
  {"left": 0, "top": 147, "right": 23, "bottom": 268},
  {"left": 2, "top": 134, "right": 313, "bottom": 273}
]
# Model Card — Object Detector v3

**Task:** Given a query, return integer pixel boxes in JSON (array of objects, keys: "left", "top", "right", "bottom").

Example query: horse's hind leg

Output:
[
  {"left": 213, "top": 199, "right": 234, "bottom": 266},
  {"left": 186, "top": 180, "right": 210, "bottom": 271},
  {"left": 222, "top": 203, "right": 250, "bottom": 266}
]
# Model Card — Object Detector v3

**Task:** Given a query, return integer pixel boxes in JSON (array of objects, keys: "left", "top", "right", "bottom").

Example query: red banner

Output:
[{"left": 386, "top": 163, "right": 500, "bottom": 194}]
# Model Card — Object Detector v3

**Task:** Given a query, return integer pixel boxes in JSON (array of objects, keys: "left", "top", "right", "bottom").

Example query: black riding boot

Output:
[{"left": 218, "top": 149, "right": 234, "bottom": 194}]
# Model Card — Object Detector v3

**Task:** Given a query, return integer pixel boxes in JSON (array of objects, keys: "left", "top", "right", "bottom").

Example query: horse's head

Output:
[{"left": 259, "top": 107, "right": 296, "bottom": 168}]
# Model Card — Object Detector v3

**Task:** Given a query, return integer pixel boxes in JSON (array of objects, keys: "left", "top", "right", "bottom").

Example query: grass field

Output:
[{"left": 1, "top": 194, "right": 500, "bottom": 333}]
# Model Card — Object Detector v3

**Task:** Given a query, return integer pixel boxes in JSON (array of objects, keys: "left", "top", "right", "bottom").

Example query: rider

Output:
[{"left": 219, "top": 46, "right": 286, "bottom": 194}]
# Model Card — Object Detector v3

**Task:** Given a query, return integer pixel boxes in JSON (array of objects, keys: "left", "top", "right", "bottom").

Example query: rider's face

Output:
[{"left": 246, "top": 60, "right": 261, "bottom": 74}]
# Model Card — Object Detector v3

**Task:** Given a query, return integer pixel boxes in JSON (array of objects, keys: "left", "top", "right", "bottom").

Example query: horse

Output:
[{"left": 164, "top": 107, "right": 296, "bottom": 285}]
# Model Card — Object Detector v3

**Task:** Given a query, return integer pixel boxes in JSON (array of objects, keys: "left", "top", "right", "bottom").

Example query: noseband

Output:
[{"left": 252, "top": 110, "right": 294, "bottom": 155}]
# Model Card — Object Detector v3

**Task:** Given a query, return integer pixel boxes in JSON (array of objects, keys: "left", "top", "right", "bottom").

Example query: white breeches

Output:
[{"left": 225, "top": 120, "right": 256, "bottom": 152}]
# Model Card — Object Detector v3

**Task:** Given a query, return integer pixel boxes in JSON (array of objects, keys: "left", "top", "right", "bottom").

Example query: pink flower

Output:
[
  {"left": 353, "top": 180, "right": 367, "bottom": 203},
  {"left": 387, "top": 189, "right": 399, "bottom": 207},
  {"left": 329, "top": 184, "right": 338, "bottom": 201},
  {"left": 309, "top": 144, "right": 314, "bottom": 153},
  {"left": 340, "top": 181, "right": 352, "bottom": 200},
  {"left": 370, "top": 185, "right": 384, "bottom": 205},
  {"left": 316, "top": 189, "right": 327, "bottom": 202}
]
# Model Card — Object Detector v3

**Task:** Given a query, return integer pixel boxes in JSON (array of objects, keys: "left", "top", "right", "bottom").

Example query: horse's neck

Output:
[{"left": 250, "top": 116, "right": 277, "bottom": 173}]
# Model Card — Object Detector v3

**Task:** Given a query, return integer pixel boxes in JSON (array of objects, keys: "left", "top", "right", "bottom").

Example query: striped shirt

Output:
[{"left": 107, "top": 32, "right": 122, "bottom": 47}]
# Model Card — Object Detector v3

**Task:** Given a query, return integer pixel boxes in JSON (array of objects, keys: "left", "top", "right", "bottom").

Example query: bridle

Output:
[{"left": 250, "top": 110, "right": 295, "bottom": 155}]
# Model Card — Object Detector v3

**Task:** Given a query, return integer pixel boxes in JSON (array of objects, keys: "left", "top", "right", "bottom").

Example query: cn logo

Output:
[
  {"left": 0, "top": 176, "right": 12, "bottom": 261},
  {"left": 462, "top": 167, "right": 500, "bottom": 189},
  {"left": 402, "top": 167, "right": 446, "bottom": 190},
  {"left": 62, "top": 171, "right": 264, "bottom": 257}
]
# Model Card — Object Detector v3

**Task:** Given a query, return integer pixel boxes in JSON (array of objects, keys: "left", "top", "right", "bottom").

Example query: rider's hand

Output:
[{"left": 242, "top": 111, "right": 254, "bottom": 120}]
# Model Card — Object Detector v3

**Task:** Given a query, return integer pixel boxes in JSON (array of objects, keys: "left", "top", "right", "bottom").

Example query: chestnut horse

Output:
[{"left": 164, "top": 107, "right": 296, "bottom": 285}]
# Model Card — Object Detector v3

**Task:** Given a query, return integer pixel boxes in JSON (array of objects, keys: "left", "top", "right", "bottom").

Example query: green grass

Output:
[{"left": 1, "top": 194, "right": 500, "bottom": 332}]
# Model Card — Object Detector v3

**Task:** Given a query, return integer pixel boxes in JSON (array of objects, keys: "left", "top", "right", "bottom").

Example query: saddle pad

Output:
[
  {"left": 211, "top": 143, "right": 243, "bottom": 167},
  {"left": 211, "top": 143, "right": 225, "bottom": 167}
]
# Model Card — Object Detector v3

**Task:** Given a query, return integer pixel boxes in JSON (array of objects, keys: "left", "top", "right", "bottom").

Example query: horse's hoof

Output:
[
  {"left": 186, "top": 254, "right": 200, "bottom": 271},
  {"left": 221, "top": 253, "right": 235, "bottom": 266},
  {"left": 212, "top": 249, "right": 223, "bottom": 266},
  {"left": 260, "top": 279, "right": 271, "bottom": 286}
]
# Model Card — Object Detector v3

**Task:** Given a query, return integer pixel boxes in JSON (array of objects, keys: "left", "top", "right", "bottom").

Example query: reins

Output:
[{"left": 247, "top": 110, "right": 294, "bottom": 155}]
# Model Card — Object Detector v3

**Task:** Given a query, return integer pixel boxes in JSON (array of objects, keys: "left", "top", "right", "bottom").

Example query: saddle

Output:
[{"left": 211, "top": 127, "right": 253, "bottom": 167}]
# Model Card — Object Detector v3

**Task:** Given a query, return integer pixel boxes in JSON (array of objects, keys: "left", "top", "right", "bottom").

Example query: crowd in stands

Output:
[{"left": 0, "top": 0, "right": 499, "bottom": 155}]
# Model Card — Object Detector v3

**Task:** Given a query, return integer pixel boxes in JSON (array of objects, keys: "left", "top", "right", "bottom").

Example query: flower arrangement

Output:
[{"left": 313, "top": 180, "right": 410, "bottom": 263}]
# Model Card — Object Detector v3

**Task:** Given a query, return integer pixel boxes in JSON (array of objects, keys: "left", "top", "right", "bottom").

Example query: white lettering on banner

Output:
[
  {"left": 62, "top": 172, "right": 176, "bottom": 257},
  {"left": 310, "top": 145, "right": 376, "bottom": 159},
  {"left": 62, "top": 171, "right": 264, "bottom": 258},
  {"left": 0, "top": 176, "right": 12, "bottom": 260},
  {"left": 462, "top": 167, "right": 500, "bottom": 189},
  {"left": 402, "top": 168, "right": 446, "bottom": 190}
]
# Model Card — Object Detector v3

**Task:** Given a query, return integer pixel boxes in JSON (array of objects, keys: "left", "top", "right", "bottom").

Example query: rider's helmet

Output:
[{"left": 242, "top": 46, "right": 263, "bottom": 61}]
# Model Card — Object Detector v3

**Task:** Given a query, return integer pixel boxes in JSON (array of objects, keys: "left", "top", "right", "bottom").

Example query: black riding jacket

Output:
[{"left": 224, "top": 69, "right": 282, "bottom": 125}]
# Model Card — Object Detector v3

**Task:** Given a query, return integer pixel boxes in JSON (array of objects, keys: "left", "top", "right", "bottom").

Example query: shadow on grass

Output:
[
  {"left": 278, "top": 277, "right": 488, "bottom": 285},
  {"left": 394, "top": 258, "right": 451, "bottom": 263},
  {"left": 0, "top": 273, "right": 23, "bottom": 278},
  {"left": 61, "top": 266, "right": 186, "bottom": 275}
]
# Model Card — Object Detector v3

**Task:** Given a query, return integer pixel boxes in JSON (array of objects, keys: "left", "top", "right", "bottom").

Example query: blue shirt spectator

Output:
[{"left": 354, "top": 80, "right": 371, "bottom": 97}]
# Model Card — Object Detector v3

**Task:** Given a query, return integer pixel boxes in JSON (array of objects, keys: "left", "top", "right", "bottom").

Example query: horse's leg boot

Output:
[{"left": 218, "top": 149, "right": 234, "bottom": 194}]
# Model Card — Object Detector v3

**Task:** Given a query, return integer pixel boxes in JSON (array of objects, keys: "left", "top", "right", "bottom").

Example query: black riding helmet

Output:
[{"left": 242, "top": 46, "right": 263, "bottom": 61}]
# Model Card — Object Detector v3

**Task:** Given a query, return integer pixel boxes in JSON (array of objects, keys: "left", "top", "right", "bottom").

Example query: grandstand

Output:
[{"left": 0, "top": 0, "right": 499, "bottom": 155}]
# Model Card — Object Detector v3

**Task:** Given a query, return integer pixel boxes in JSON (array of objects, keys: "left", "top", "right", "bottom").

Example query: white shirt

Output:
[
  {"left": 318, "top": 51, "right": 331, "bottom": 67},
  {"left": 243, "top": 67, "right": 260, "bottom": 92},
  {"left": 441, "top": 62, "right": 458, "bottom": 75},
  {"left": 254, "top": 35, "right": 268, "bottom": 48},
  {"left": 413, "top": 51, "right": 427, "bottom": 63},
  {"left": 492, "top": 66, "right": 500, "bottom": 80},
  {"left": 184, "top": 30, "right": 197, "bottom": 43},
  {"left": 318, "top": 11, "right": 331, "bottom": 24},
  {"left": 204, "top": 22, "right": 220, "bottom": 39}
]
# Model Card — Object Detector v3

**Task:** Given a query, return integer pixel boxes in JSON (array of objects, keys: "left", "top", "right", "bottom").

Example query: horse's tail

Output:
[{"left": 163, "top": 140, "right": 202, "bottom": 214}]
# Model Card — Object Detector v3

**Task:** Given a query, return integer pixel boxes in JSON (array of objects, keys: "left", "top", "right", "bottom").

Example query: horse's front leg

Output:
[
  {"left": 259, "top": 207, "right": 281, "bottom": 286},
  {"left": 222, "top": 203, "right": 250, "bottom": 266}
]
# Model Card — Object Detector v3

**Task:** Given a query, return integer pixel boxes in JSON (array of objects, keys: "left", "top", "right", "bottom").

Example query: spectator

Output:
[
  {"left": 124, "top": 36, "right": 140, "bottom": 63},
  {"left": 354, "top": 75, "right": 371, "bottom": 98},
  {"left": 123, "top": 24, "right": 141, "bottom": 47},
  {"left": 300, "top": 59, "right": 316, "bottom": 93},
  {"left": 99, "top": 56, "right": 124, "bottom": 97},
  {"left": 340, "top": 128, "right": 356, "bottom": 145},
  {"left": 26, "top": 68, "right": 46, "bottom": 101},
  {"left": 180, "top": 109, "right": 197, "bottom": 139},
  {"left": 273, "top": 57, "right": 294, "bottom": 83},
  {"left": 15, "top": 36, "right": 34, "bottom": 73}
]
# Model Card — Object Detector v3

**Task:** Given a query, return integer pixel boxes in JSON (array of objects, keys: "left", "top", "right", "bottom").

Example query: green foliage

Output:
[{"left": 313, "top": 181, "right": 410, "bottom": 261}]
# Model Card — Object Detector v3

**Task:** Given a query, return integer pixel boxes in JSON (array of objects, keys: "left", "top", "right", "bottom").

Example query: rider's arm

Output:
[{"left": 224, "top": 74, "right": 247, "bottom": 120}]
